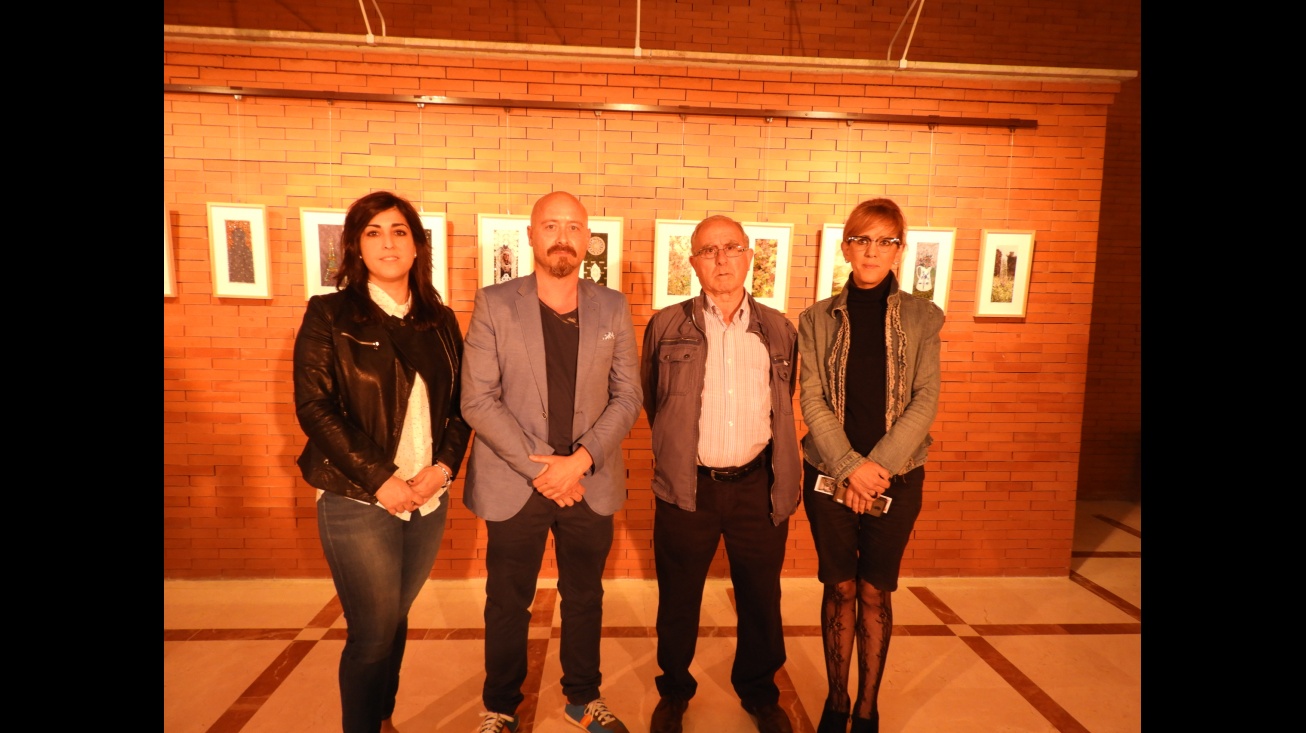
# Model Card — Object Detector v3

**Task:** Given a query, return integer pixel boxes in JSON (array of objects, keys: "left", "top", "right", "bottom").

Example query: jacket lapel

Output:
[
  {"left": 576, "top": 280, "right": 601, "bottom": 398},
  {"left": 514, "top": 274, "right": 549, "bottom": 413}
]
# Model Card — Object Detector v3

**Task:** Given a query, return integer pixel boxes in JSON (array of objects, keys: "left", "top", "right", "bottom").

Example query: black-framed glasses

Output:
[
  {"left": 692, "top": 243, "right": 749, "bottom": 259},
  {"left": 844, "top": 235, "right": 901, "bottom": 254}
]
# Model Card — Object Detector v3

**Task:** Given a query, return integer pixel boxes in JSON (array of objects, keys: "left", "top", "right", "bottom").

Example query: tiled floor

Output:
[{"left": 164, "top": 500, "right": 1140, "bottom": 732}]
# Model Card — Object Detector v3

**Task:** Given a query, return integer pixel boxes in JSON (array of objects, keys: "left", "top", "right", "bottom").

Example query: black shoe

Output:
[
  {"left": 849, "top": 712, "right": 878, "bottom": 733},
  {"left": 650, "top": 697, "right": 688, "bottom": 733},
  {"left": 816, "top": 706, "right": 850, "bottom": 733},
  {"left": 745, "top": 703, "right": 793, "bottom": 733}
]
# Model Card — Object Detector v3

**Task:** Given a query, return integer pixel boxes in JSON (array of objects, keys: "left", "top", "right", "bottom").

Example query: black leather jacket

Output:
[{"left": 293, "top": 289, "right": 471, "bottom": 503}]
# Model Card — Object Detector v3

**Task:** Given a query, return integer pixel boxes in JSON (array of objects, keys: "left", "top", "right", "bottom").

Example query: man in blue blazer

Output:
[{"left": 462, "top": 191, "right": 642, "bottom": 733}]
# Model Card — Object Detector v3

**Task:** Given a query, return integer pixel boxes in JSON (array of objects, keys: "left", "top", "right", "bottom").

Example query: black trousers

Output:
[
  {"left": 654, "top": 465, "right": 790, "bottom": 708},
  {"left": 482, "top": 491, "right": 614, "bottom": 714}
]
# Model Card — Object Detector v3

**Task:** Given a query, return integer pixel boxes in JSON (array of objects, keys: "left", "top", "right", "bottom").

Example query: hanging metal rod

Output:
[{"left": 164, "top": 84, "right": 1038, "bottom": 130}]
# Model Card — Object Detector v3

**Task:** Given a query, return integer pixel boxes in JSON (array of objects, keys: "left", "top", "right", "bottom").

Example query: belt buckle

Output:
[{"left": 709, "top": 467, "right": 740, "bottom": 482}]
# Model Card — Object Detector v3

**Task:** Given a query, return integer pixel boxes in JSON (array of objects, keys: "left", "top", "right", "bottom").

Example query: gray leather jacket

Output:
[
  {"left": 798, "top": 275, "right": 944, "bottom": 485},
  {"left": 641, "top": 293, "right": 801, "bottom": 525}
]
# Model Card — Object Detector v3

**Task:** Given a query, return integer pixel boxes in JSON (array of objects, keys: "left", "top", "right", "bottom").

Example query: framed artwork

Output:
[
  {"left": 741, "top": 221, "right": 793, "bottom": 313},
  {"left": 583, "top": 216, "right": 624, "bottom": 291},
  {"left": 300, "top": 207, "right": 347, "bottom": 298},
  {"left": 420, "top": 212, "right": 450, "bottom": 300},
  {"left": 300, "top": 209, "right": 449, "bottom": 300},
  {"left": 651, "top": 219, "right": 700, "bottom": 310},
  {"left": 164, "top": 206, "right": 177, "bottom": 297},
  {"left": 477, "top": 214, "right": 534, "bottom": 287},
  {"left": 975, "top": 229, "right": 1036, "bottom": 317},
  {"left": 207, "top": 203, "right": 271, "bottom": 299},
  {"left": 816, "top": 223, "right": 852, "bottom": 301},
  {"left": 900, "top": 227, "right": 958, "bottom": 313}
]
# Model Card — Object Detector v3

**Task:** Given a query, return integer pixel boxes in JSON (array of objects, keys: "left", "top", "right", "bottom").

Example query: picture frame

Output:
[
  {"left": 300, "top": 209, "right": 449, "bottom": 301},
  {"left": 299, "top": 207, "right": 347, "bottom": 299},
  {"left": 420, "top": 212, "right": 450, "bottom": 300},
  {"left": 900, "top": 227, "right": 958, "bottom": 313},
  {"left": 975, "top": 229, "right": 1036, "bottom": 317},
  {"left": 583, "top": 216, "right": 624, "bottom": 291},
  {"left": 816, "top": 223, "right": 852, "bottom": 301},
  {"left": 207, "top": 202, "right": 271, "bottom": 299},
  {"left": 651, "top": 219, "right": 701, "bottom": 310},
  {"left": 477, "top": 214, "right": 534, "bottom": 287},
  {"left": 741, "top": 221, "right": 794, "bottom": 313},
  {"left": 164, "top": 206, "right": 177, "bottom": 297}
]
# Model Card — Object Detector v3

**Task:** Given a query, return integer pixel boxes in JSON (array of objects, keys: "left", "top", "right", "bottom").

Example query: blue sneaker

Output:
[
  {"left": 564, "top": 698, "right": 629, "bottom": 733},
  {"left": 477, "top": 711, "right": 518, "bottom": 733}
]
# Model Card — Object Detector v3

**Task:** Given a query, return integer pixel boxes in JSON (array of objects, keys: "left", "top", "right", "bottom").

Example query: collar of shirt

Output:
[
  {"left": 701, "top": 291, "right": 751, "bottom": 331},
  {"left": 367, "top": 281, "right": 412, "bottom": 318}
]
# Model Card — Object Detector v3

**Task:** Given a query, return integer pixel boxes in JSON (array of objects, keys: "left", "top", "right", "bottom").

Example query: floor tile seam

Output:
[
  {"left": 958, "top": 635, "right": 1092, "bottom": 733},
  {"left": 165, "top": 621, "right": 1141, "bottom": 639},
  {"left": 1092, "top": 514, "right": 1141, "bottom": 537},
  {"left": 198, "top": 594, "right": 344, "bottom": 733},
  {"left": 1068, "top": 570, "right": 1141, "bottom": 621},
  {"left": 774, "top": 664, "right": 817, "bottom": 733},
  {"left": 203, "top": 639, "right": 317, "bottom": 733}
]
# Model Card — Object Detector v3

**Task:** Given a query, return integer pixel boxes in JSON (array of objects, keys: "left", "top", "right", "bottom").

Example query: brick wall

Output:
[
  {"left": 164, "top": 1, "right": 1141, "bottom": 578},
  {"left": 165, "top": 0, "right": 1143, "bottom": 500}
]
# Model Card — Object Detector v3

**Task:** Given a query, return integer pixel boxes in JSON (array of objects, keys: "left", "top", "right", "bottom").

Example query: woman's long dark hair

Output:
[{"left": 334, "top": 191, "right": 445, "bottom": 329}]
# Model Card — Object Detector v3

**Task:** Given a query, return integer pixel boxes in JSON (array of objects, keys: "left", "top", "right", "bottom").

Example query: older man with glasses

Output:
[{"left": 640, "top": 215, "right": 801, "bottom": 733}]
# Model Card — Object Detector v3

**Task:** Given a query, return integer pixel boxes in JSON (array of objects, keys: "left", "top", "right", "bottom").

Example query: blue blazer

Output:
[{"left": 461, "top": 274, "right": 642, "bottom": 521}]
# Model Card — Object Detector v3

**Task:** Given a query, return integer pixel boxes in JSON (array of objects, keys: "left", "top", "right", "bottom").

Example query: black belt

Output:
[{"left": 698, "top": 450, "right": 767, "bottom": 482}]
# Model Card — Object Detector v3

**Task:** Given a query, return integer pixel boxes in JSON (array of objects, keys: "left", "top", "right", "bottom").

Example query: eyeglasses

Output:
[
  {"left": 844, "top": 235, "right": 902, "bottom": 254},
  {"left": 692, "top": 243, "right": 749, "bottom": 259}
]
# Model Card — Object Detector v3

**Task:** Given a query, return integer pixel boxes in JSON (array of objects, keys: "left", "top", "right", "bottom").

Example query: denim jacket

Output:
[
  {"left": 798, "top": 275, "right": 944, "bottom": 485},
  {"left": 641, "top": 293, "right": 801, "bottom": 525}
]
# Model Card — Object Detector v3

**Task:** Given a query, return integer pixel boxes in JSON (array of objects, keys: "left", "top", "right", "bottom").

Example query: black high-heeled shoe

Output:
[
  {"left": 849, "top": 711, "right": 879, "bottom": 733},
  {"left": 816, "top": 707, "right": 850, "bottom": 733}
]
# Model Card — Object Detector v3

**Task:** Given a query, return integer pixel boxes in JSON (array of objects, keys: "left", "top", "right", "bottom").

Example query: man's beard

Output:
[{"left": 539, "top": 245, "right": 578, "bottom": 278}]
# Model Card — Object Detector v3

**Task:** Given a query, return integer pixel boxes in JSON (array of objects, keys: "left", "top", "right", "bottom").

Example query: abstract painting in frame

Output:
[
  {"left": 477, "top": 214, "right": 533, "bottom": 287},
  {"left": 975, "top": 229, "right": 1036, "bottom": 317},
  {"left": 900, "top": 226, "right": 957, "bottom": 313},
  {"left": 816, "top": 223, "right": 853, "bottom": 301},
  {"left": 299, "top": 207, "right": 346, "bottom": 299},
  {"left": 164, "top": 206, "right": 177, "bottom": 297},
  {"left": 741, "top": 222, "right": 793, "bottom": 313},
  {"left": 583, "top": 216, "right": 623, "bottom": 292},
  {"left": 651, "top": 219, "right": 700, "bottom": 310},
  {"left": 207, "top": 202, "right": 271, "bottom": 299}
]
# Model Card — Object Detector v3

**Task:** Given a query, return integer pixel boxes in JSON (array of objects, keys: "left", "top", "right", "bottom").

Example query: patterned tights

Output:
[{"left": 821, "top": 579, "right": 892, "bottom": 723}]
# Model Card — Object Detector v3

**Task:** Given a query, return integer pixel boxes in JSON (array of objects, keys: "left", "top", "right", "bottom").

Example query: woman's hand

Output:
[
  {"left": 843, "top": 461, "right": 891, "bottom": 514},
  {"left": 406, "top": 463, "right": 452, "bottom": 503},
  {"left": 374, "top": 475, "right": 427, "bottom": 515}
]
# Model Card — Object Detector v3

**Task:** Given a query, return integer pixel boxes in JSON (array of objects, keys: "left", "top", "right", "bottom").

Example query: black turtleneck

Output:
[{"left": 842, "top": 273, "right": 894, "bottom": 456}]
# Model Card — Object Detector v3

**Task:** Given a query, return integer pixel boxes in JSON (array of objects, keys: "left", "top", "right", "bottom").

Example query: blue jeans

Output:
[
  {"left": 318, "top": 492, "right": 449, "bottom": 733},
  {"left": 482, "top": 491, "right": 614, "bottom": 713}
]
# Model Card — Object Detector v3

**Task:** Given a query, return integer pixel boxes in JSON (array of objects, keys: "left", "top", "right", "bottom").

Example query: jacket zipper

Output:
[{"left": 340, "top": 332, "right": 379, "bottom": 348}]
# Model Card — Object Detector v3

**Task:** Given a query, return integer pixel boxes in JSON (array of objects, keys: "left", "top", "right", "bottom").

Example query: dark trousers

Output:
[
  {"left": 317, "top": 492, "right": 449, "bottom": 733},
  {"left": 654, "top": 466, "right": 790, "bottom": 708},
  {"left": 483, "top": 491, "right": 615, "bottom": 714}
]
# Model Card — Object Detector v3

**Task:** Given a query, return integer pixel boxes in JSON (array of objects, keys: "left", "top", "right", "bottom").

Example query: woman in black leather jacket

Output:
[{"left": 293, "top": 191, "right": 470, "bottom": 733}]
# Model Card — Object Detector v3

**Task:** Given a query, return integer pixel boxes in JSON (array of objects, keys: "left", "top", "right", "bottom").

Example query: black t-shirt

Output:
[{"left": 539, "top": 301, "right": 580, "bottom": 456}]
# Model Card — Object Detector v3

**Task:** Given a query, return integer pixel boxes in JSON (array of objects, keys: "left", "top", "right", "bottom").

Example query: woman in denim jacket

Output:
[{"left": 798, "top": 198, "right": 944, "bottom": 733}]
